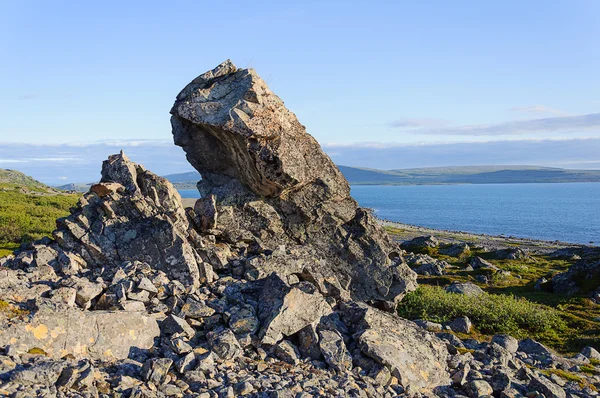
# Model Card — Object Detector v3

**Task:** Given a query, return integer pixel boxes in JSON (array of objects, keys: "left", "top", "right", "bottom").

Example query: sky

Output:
[{"left": 1, "top": 1, "right": 599, "bottom": 184}]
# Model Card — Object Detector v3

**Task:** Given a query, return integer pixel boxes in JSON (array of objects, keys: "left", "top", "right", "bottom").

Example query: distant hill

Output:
[
  {"left": 163, "top": 171, "right": 201, "bottom": 183},
  {"left": 0, "top": 168, "right": 63, "bottom": 194},
  {"left": 63, "top": 165, "right": 600, "bottom": 191},
  {"left": 338, "top": 165, "right": 600, "bottom": 185},
  {"left": 56, "top": 182, "right": 94, "bottom": 192},
  {"left": 0, "top": 168, "right": 49, "bottom": 190}
]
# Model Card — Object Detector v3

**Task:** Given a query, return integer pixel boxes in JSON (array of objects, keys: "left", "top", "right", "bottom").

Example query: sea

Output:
[{"left": 178, "top": 182, "right": 600, "bottom": 245}]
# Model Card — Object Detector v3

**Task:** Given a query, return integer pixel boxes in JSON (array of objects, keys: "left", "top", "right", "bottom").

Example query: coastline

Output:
[{"left": 379, "top": 218, "right": 597, "bottom": 253}]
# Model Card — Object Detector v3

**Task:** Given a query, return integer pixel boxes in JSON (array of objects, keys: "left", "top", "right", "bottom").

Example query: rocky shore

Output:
[{"left": 1, "top": 61, "right": 599, "bottom": 398}]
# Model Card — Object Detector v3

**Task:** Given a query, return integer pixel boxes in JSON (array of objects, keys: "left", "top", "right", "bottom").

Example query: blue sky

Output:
[{"left": 1, "top": 1, "right": 599, "bottom": 183}]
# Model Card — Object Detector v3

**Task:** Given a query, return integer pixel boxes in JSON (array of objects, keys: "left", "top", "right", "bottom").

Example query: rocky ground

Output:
[{"left": 1, "top": 61, "right": 600, "bottom": 398}]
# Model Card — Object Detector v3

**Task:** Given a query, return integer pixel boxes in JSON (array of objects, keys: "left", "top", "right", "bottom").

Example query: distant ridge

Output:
[
  {"left": 0, "top": 168, "right": 49, "bottom": 189},
  {"left": 59, "top": 165, "right": 600, "bottom": 191},
  {"left": 337, "top": 165, "right": 600, "bottom": 185}
]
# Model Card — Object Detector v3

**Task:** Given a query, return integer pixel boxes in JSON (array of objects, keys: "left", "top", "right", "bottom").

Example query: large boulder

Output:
[
  {"left": 341, "top": 301, "right": 449, "bottom": 391},
  {"left": 0, "top": 305, "right": 159, "bottom": 360},
  {"left": 170, "top": 60, "right": 417, "bottom": 307}
]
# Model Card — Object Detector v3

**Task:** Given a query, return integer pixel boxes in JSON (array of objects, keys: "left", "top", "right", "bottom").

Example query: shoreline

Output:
[{"left": 378, "top": 218, "right": 597, "bottom": 253}]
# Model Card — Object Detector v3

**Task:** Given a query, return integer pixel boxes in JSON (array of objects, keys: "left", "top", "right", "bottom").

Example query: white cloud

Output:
[
  {"left": 509, "top": 105, "right": 567, "bottom": 116},
  {"left": 389, "top": 112, "right": 600, "bottom": 136}
]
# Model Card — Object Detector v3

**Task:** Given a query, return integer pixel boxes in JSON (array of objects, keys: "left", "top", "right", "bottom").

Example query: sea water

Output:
[{"left": 179, "top": 182, "right": 600, "bottom": 245}]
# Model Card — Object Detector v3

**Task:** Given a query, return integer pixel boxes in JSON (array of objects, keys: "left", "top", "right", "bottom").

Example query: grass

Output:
[
  {"left": 0, "top": 184, "right": 79, "bottom": 256},
  {"left": 398, "top": 285, "right": 568, "bottom": 343}
]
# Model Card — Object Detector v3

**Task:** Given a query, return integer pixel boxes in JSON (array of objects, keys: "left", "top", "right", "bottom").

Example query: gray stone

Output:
[
  {"left": 207, "top": 327, "right": 242, "bottom": 360},
  {"left": 297, "top": 325, "right": 321, "bottom": 361},
  {"left": 161, "top": 314, "right": 195, "bottom": 338},
  {"left": 518, "top": 339, "right": 553, "bottom": 359},
  {"left": 0, "top": 306, "right": 159, "bottom": 360},
  {"left": 273, "top": 340, "right": 300, "bottom": 365},
  {"left": 181, "top": 298, "right": 215, "bottom": 319},
  {"left": 492, "top": 335, "right": 519, "bottom": 354},
  {"left": 11, "top": 360, "right": 65, "bottom": 386},
  {"left": 341, "top": 301, "right": 449, "bottom": 391},
  {"left": 449, "top": 316, "right": 472, "bottom": 334},
  {"left": 469, "top": 379, "right": 493, "bottom": 397},
  {"left": 469, "top": 256, "right": 498, "bottom": 270},
  {"left": 318, "top": 328, "right": 352, "bottom": 372},
  {"left": 528, "top": 374, "right": 566, "bottom": 398},
  {"left": 142, "top": 358, "right": 173, "bottom": 385},
  {"left": 402, "top": 235, "right": 439, "bottom": 250},
  {"left": 258, "top": 274, "right": 332, "bottom": 345},
  {"left": 138, "top": 277, "right": 158, "bottom": 294},
  {"left": 228, "top": 305, "right": 259, "bottom": 335},
  {"left": 446, "top": 282, "right": 484, "bottom": 297},
  {"left": 414, "top": 319, "right": 443, "bottom": 332}
]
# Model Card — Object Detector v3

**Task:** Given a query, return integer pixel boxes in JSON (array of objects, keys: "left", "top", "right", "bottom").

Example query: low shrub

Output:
[
  {"left": 0, "top": 188, "right": 79, "bottom": 250},
  {"left": 397, "top": 285, "right": 568, "bottom": 340}
]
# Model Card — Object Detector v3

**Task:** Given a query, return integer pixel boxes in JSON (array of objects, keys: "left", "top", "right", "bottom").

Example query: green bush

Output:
[
  {"left": 398, "top": 285, "right": 568, "bottom": 340},
  {"left": 0, "top": 188, "right": 79, "bottom": 251}
]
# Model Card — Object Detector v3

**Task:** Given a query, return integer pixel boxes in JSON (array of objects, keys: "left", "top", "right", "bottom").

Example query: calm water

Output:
[{"left": 179, "top": 183, "right": 600, "bottom": 244}]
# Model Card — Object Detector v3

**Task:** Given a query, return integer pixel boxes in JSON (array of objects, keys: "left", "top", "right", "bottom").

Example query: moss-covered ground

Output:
[{"left": 386, "top": 225, "right": 600, "bottom": 354}]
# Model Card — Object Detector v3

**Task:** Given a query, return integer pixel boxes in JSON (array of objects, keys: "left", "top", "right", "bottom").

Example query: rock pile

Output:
[{"left": 1, "top": 61, "right": 598, "bottom": 397}]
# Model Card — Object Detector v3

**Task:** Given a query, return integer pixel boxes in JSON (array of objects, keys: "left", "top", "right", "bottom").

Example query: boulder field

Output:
[{"left": 0, "top": 61, "right": 593, "bottom": 397}]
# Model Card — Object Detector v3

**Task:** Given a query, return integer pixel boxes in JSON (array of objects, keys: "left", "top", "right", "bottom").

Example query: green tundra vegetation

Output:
[
  {"left": 387, "top": 226, "right": 600, "bottom": 354},
  {"left": 0, "top": 181, "right": 79, "bottom": 257}
]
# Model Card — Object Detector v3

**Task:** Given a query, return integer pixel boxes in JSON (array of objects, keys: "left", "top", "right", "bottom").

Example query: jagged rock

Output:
[
  {"left": 317, "top": 329, "right": 352, "bottom": 372},
  {"left": 0, "top": 305, "right": 159, "bottom": 360},
  {"left": 142, "top": 358, "right": 173, "bottom": 385},
  {"left": 181, "top": 298, "right": 215, "bottom": 319},
  {"left": 258, "top": 274, "right": 332, "bottom": 345},
  {"left": 3, "top": 152, "right": 203, "bottom": 289},
  {"left": 170, "top": 60, "right": 417, "bottom": 306},
  {"left": 161, "top": 315, "right": 195, "bottom": 339},
  {"left": 207, "top": 327, "right": 242, "bottom": 360},
  {"left": 469, "top": 256, "right": 498, "bottom": 270},
  {"left": 528, "top": 374, "right": 566, "bottom": 398},
  {"left": 451, "top": 363, "right": 470, "bottom": 386},
  {"left": 228, "top": 305, "right": 259, "bottom": 335},
  {"left": 341, "top": 301, "right": 449, "bottom": 391},
  {"left": 297, "top": 325, "right": 321, "bottom": 360},
  {"left": 402, "top": 235, "right": 439, "bottom": 250},
  {"left": 405, "top": 253, "right": 449, "bottom": 276},
  {"left": 11, "top": 360, "right": 66, "bottom": 386},
  {"left": 273, "top": 340, "right": 300, "bottom": 365},
  {"left": 49, "top": 287, "right": 77, "bottom": 307},
  {"left": 445, "top": 282, "right": 484, "bottom": 297}
]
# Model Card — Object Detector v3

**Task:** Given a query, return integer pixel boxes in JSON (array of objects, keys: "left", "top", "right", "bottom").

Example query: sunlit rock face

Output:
[{"left": 170, "top": 60, "right": 417, "bottom": 307}]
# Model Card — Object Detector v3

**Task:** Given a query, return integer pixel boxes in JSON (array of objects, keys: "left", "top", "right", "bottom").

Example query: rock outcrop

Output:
[
  {"left": 4, "top": 61, "right": 595, "bottom": 397},
  {"left": 170, "top": 60, "right": 416, "bottom": 307}
]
